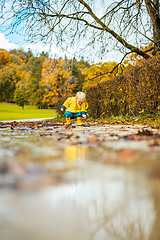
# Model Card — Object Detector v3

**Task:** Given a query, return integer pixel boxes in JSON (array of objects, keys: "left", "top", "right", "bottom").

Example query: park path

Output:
[
  {"left": 1, "top": 117, "right": 55, "bottom": 122},
  {"left": 0, "top": 120, "right": 160, "bottom": 240}
]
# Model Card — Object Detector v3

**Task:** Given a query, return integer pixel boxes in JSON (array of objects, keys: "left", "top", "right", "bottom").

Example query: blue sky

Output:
[
  {"left": 0, "top": 32, "right": 77, "bottom": 59},
  {"left": 0, "top": 31, "right": 123, "bottom": 63}
]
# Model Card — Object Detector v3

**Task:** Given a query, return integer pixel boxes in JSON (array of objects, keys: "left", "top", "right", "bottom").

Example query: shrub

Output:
[{"left": 86, "top": 55, "right": 160, "bottom": 118}]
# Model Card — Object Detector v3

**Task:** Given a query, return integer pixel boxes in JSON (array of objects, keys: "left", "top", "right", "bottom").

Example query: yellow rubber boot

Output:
[
  {"left": 77, "top": 117, "right": 82, "bottom": 125},
  {"left": 66, "top": 117, "right": 71, "bottom": 125}
]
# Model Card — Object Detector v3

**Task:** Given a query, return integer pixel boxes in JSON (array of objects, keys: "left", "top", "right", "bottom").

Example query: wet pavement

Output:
[{"left": 0, "top": 120, "right": 160, "bottom": 240}]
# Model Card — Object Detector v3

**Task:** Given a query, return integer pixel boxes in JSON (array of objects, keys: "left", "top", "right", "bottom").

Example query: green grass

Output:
[
  {"left": 0, "top": 103, "right": 56, "bottom": 121},
  {"left": 1, "top": 103, "right": 159, "bottom": 126}
]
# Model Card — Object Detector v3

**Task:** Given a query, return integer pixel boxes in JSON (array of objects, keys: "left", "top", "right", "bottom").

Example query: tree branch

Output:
[
  {"left": 86, "top": 52, "right": 131, "bottom": 81},
  {"left": 77, "top": 0, "right": 150, "bottom": 59}
]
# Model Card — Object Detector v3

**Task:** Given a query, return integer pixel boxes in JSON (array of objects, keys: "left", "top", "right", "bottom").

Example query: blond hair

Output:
[{"left": 76, "top": 92, "right": 86, "bottom": 102}]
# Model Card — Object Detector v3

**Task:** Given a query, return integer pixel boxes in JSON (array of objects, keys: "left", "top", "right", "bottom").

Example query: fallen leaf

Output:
[
  {"left": 127, "top": 134, "right": 141, "bottom": 141},
  {"left": 88, "top": 135, "right": 98, "bottom": 143},
  {"left": 118, "top": 149, "right": 140, "bottom": 164},
  {"left": 134, "top": 118, "right": 139, "bottom": 122},
  {"left": 138, "top": 129, "right": 154, "bottom": 136},
  {"left": 149, "top": 138, "right": 160, "bottom": 146}
]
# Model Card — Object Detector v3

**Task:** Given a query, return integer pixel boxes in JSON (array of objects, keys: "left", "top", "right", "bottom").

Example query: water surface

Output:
[{"left": 0, "top": 123, "right": 160, "bottom": 240}]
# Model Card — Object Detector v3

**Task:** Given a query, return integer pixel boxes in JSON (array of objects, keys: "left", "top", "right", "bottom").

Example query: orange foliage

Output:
[
  {"left": 18, "top": 57, "right": 24, "bottom": 64},
  {"left": 124, "top": 43, "right": 154, "bottom": 69},
  {"left": 83, "top": 62, "right": 124, "bottom": 91},
  {"left": 0, "top": 50, "right": 11, "bottom": 68},
  {"left": 40, "top": 58, "right": 75, "bottom": 105}
]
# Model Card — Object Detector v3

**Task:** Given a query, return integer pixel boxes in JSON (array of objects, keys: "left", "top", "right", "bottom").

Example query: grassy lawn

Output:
[
  {"left": 0, "top": 103, "right": 56, "bottom": 121},
  {"left": 1, "top": 102, "right": 159, "bottom": 126}
]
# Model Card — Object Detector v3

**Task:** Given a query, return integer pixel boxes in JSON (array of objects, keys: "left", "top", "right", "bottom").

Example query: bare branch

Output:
[
  {"left": 86, "top": 52, "right": 131, "bottom": 81},
  {"left": 78, "top": 0, "right": 150, "bottom": 59},
  {"left": 1, "top": 0, "right": 159, "bottom": 60}
]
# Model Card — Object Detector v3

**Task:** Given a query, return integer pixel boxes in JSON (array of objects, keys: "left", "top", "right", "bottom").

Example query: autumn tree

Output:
[
  {"left": 14, "top": 89, "right": 27, "bottom": 109},
  {"left": 41, "top": 58, "right": 75, "bottom": 106},
  {"left": 124, "top": 43, "right": 155, "bottom": 69},
  {"left": 83, "top": 61, "right": 125, "bottom": 91},
  {"left": 9, "top": 49, "right": 27, "bottom": 65},
  {"left": 0, "top": 63, "right": 25, "bottom": 102},
  {"left": 0, "top": 50, "right": 11, "bottom": 69},
  {"left": 64, "top": 56, "right": 88, "bottom": 93},
  {"left": 25, "top": 55, "right": 46, "bottom": 107},
  {"left": 0, "top": 49, "right": 34, "bottom": 103},
  {"left": 75, "top": 59, "right": 91, "bottom": 73},
  {"left": 1, "top": 0, "right": 160, "bottom": 63}
]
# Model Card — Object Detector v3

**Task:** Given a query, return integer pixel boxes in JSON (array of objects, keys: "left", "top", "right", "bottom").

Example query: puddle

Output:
[
  {"left": 0, "top": 160, "right": 159, "bottom": 240},
  {"left": 0, "top": 125, "right": 160, "bottom": 240}
]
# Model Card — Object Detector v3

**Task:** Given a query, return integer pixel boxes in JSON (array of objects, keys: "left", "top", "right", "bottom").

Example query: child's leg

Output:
[
  {"left": 64, "top": 111, "right": 73, "bottom": 125},
  {"left": 66, "top": 117, "right": 71, "bottom": 125},
  {"left": 77, "top": 117, "right": 82, "bottom": 125},
  {"left": 75, "top": 112, "right": 83, "bottom": 125}
]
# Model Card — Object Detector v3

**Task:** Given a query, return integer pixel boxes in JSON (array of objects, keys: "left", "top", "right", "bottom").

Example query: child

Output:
[{"left": 60, "top": 92, "right": 88, "bottom": 125}]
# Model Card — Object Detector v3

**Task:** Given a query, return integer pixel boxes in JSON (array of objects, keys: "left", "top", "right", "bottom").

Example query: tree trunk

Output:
[
  {"left": 145, "top": 0, "right": 160, "bottom": 54},
  {"left": 153, "top": 18, "right": 160, "bottom": 54}
]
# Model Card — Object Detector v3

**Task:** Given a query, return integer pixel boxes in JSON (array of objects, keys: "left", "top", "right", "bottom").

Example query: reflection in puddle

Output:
[
  {"left": 65, "top": 145, "right": 88, "bottom": 162},
  {"left": 0, "top": 164, "right": 156, "bottom": 240},
  {"left": 45, "top": 165, "right": 155, "bottom": 240}
]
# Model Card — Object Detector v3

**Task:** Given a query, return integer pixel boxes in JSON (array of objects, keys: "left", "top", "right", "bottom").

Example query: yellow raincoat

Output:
[{"left": 61, "top": 97, "right": 88, "bottom": 113}]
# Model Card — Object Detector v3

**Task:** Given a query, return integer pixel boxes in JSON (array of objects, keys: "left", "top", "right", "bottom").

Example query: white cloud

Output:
[
  {"left": 24, "top": 42, "right": 68, "bottom": 58},
  {"left": 0, "top": 32, "right": 122, "bottom": 63},
  {"left": 24, "top": 42, "right": 76, "bottom": 60},
  {"left": 0, "top": 33, "right": 19, "bottom": 50},
  {"left": 0, "top": 32, "right": 75, "bottom": 59}
]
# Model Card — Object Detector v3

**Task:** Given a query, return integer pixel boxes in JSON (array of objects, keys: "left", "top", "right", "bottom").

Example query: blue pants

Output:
[{"left": 64, "top": 111, "right": 83, "bottom": 119}]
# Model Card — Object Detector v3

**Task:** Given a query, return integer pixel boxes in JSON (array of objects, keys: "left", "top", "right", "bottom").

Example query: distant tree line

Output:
[
  {"left": 0, "top": 48, "right": 124, "bottom": 109},
  {"left": 1, "top": 46, "right": 155, "bottom": 115},
  {"left": 0, "top": 49, "right": 91, "bottom": 108}
]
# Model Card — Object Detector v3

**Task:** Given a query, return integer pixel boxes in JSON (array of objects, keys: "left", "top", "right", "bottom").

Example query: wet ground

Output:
[{"left": 0, "top": 120, "right": 160, "bottom": 240}]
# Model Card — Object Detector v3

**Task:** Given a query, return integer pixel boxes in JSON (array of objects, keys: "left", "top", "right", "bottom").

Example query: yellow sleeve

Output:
[
  {"left": 81, "top": 102, "right": 88, "bottom": 112},
  {"left": 85, "top": 102, "right": 88, "bottom": 110},
  {"left": 63, "top": 97, "right": 71, "bottom": 109}
]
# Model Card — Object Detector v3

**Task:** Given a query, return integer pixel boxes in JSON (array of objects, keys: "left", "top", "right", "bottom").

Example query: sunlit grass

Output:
[
  {"left": 2, "top": 102, "right": 159, "bottom": 125},
  {"left": 0, "top": 103, "right": 56, "bottom": 121}
]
